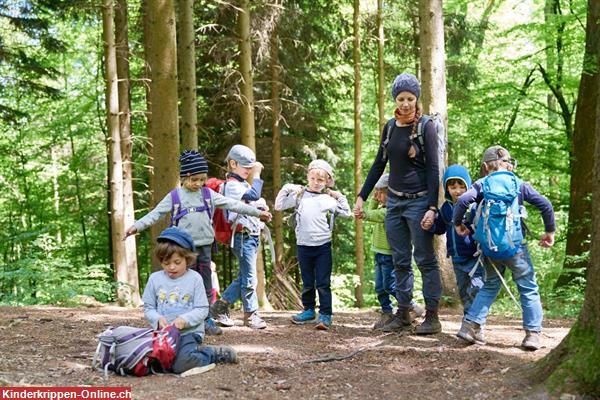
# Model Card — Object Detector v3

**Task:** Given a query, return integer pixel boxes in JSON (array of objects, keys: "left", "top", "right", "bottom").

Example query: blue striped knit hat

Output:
[{"left": 179, "top": 150, "right": 208, "bottom": 177}]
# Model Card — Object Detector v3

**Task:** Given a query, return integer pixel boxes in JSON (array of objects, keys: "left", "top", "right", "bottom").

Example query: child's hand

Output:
[
  {"left": 123, "top": 226, "right": 137, "bottom": 241},
  {"left": 420, "top": 210, "right": 435, "bottom": 230},
  {"left": 158, "top": 317, "right": 168, "bottom": 329},
  {"left": 252, "top": 162, "right": 264, "bottom": 178},
  {"left": 173, "top": 317, "right": 187, "bottom": 330},
  {"left": 454, "top": 223, "right": 470, "bottom": 237},
  {"left": 353, "top": 197, "right": 364, "bottom": 217},
  {"left": 327, "top": 189, "right": 341, "bottom": 199},
  {"left": 539, "top": 232, "right": 555, "bottom": 248},
  {"left": 259, "top": 211, "right": 272, "bottom": 222}
]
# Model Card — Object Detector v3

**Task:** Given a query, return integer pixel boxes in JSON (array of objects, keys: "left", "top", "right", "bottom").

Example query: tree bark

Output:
[
  {"left": 353, "top": 0, "right": 364, "bottom": 308},
  {"left": 418, "top": 0, "right": 458, "bottom": 304},
  {"left": 145, "top": 0, "right": 181, "bottom": 271},
  {"left": 376, "top": 0, "right": 385, "bottom": 132},
  {"left": 102, "top": 0, "right": 141, "bottom": 306},
  {"left": 177, "top": 0, "right": 198, "bottom": 150}
]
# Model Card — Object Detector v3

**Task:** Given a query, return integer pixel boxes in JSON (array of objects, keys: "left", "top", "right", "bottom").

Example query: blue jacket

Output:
[{"left": 430, "top": 165, "right": 477, "bottom": 262}]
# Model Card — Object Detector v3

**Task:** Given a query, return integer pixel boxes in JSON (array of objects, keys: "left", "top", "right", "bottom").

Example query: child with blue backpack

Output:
[
  {"left": 423, "top": 164, "right": 483, "bottom": 315},
  {"left": 453, "top": 146, "right": 555, "bottom": 350},
  {"left": 274, "top": 159, "right": 352, "bottom": 330},
  {"left": 142, "top": 227, "right": 238, "bottom": 373},
  {"left": 124, "top": 150, "right": 272, "bottom": 335}
]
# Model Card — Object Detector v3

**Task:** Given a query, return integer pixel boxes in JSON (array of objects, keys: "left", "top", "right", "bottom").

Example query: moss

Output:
[{"left": 542, "top": 323, "right": 600, "bottom": 397}]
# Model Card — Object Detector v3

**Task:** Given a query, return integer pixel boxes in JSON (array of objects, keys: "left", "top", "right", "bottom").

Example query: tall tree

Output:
[
  {"left": 115, "top": 0, "right": 139, "bottom": 296},
  {"left": 418, "top": 0, "right": 457, "bottom": 301},
  {"left": 536, "top": 5, "right": 600, "bottom": 393},
  {"left": 376, "top": 0, "right": 385, "bottom": 131},
  {"left": 145, "top": 0, "right": 181, "bottom": 271},
  {"left": 177, "top": 0, "right": 198, "bottom": 150},
  {"left": 102, "top": 0, "right": 140, "bottom": 306}
]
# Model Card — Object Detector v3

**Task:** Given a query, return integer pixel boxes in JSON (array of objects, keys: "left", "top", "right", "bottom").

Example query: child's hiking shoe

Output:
[
  {"left": 373, "top": 312, "right": 393, "bottom": 330},
  {"left": 204, "top": 345, "right": 239, "bottom": 364},
  {"left": 456, "top": 319, "right": 485, "bottom": 345},
  {"left": 415, "top": 309, "right": 442, "bottom": 335},
  {"left": 211, "top": 300, "right": 234, "bottom": 327},
  {"left": 205, "top": 318, "right": 223, "bottom": 336},
  {"left": 292, "top": 309, "right": 318, "bottom": 325},
  {"left": 410, "top": 302, "right": 425, "bottom": 319},
  {"left": 521, "top": 330, "right": 540, "bottom": 351},
  {"left": 381, "top": 309, "right": 412, "bottom": 332},
  {"left": 315, "top": 314, "right": 332, "bottom": 330},
  {"left": 243, "top": 311, "right": 267, "bottom": 330}
]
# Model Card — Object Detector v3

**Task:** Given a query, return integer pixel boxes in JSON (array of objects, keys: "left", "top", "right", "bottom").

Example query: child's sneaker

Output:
[
  {"left": 456, "top": 319, "right": 485, "bottom": 345},
  {"left": 410, "top": 302, "right": 425, "bottom": 319},
  {"left": 203, "top": 345, "right": 239, "bottom": 364},
  {"left": 372, "top": 312, "right": 393, "bottom": 330},
  {"left": 243, "top": 311, "right": 267, "bottom": 329},
  {"left": 291, "top": 309, "right": 317, "bottom": 325},
  {"left": 205, "top": 317, "right": 223, "bottom": 336},
  {"left": 315, "top": 314, "right": 332, "bottom": 330}
]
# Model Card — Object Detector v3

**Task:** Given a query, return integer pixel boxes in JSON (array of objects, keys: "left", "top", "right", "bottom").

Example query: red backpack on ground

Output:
[{"left": 205, "top": 177, "right": 237, "bottom": 245}]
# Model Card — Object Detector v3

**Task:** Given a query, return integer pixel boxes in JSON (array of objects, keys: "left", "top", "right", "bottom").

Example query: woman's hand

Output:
[
  {"left": 420, "top": 209, "right": 435, "bottom": 230},
  {"left": 539, "top": 232, "right": 555, "bottom": 248},
  {"left": 353, "top": 197, "right": 364, "bottom": 219}
]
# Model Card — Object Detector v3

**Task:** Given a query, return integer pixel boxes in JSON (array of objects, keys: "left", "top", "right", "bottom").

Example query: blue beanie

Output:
[
  {"left": 157, "top": 227, "right": 196, "bottom": 252},
  {"left": 391, "top": 73, "right": 421, "bottom": 100},
  {"left": 180, "top": 150, "right": 208, "bottom": 177}
]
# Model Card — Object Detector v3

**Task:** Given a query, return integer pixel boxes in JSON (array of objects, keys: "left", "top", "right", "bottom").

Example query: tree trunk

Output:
[
  {"left": 376, "top": 0, "right": 385, "bottom": 132},
  {"left": 536, "top": 4, "right": 600, "bottom": 392},
  {"left": 418, "top": 0, "right": 458, "bottom": 304},
  {"left": 353, "top": 0, "right": 364, "bottom": 308},
  {"left": 177, "top": 0, "right": 198, "bottom": 151},
  {"left": 556, "top": 0, "right": 597, "bottom": 286},
  {"left": 102, "top": 0, "right": 141, "bottom": 306},
  {"left": 145, "top": 0, "right": 181, "bottom": 272},
  {"left": 115, "top": 0, "right": 139, "bottom": 295},
  {"left": 50, "top": 147, "right": 62, "bottom": 243}
]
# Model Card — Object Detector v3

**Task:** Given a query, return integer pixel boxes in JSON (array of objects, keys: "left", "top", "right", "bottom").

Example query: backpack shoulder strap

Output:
[
  {"left": 170, "top": 189, "right": 182, "bottom": 227},
  {"left": 381, "top": 117, "right": 396, "bottom": 161},
  {"left": 201, "top": 186, "right": 213, "bottom": 220},
  {"left": 415, "top": 114, "right": 432, "bottom": 150}
]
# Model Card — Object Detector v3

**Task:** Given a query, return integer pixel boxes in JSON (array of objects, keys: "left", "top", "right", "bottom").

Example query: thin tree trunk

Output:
[
  {"left": 50, "top": 147, "right": 62, "bottom": 243},
  {"left": 353, "top": 0, "right": 364, "bottom": 308},
  {"left": 145, "top": 0, "right": 181, "bottom": 273},
  {"left": 376, "top": 0, "right": 385, "bottom": 132},
  {"left": 177, "top": 0, "right": 198, "bottom": 150},
  {"left": 418, "top": 0, "right": 457, "bottom": 304},
  {"left": 103, "top": 0, "right": 141, "bottom": 306},
  {"left": 115, "top": 0, "right": 139, "bottom": 295}
]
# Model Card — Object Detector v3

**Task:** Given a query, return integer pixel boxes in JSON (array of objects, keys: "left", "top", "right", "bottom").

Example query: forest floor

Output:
[{"left": 0, "top": 305, "right": 577, "bottom": 400}]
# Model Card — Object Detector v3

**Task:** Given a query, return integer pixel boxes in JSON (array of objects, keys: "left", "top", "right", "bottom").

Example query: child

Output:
[
  {"left": 424, "top": 164, "right": 483, "bottom": 315},
  {"left": 453, "top": 146, "right": 555, "bottom": 350},
  {"left": 210, "top": 145, "right": 270, "bottom": 330},
  {"left": 124, "top": 150, "right": 271, "bottom": 335},
  {"left": 274, "top": 159, "right": 351, "bottom": 330},
  {"left": 142, "top": 227, "right": 238, "bottom": 373},
  {"left": 360, "top": 173, "right": 425, "bottom": 330}
]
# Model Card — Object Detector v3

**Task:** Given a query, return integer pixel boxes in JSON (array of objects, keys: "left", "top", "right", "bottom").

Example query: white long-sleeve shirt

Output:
[{"left": 275, "top": 183, "right": 351, "bottom": 246}]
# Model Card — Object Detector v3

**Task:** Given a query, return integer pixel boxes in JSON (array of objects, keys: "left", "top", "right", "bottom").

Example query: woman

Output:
[{"left": 354, "top": 72, "right": 442, "bottom": 335}]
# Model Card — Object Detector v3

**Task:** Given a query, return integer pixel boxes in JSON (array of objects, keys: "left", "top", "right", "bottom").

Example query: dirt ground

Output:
[{"left": 0, "top": 305, "right": 576, "bottom": 399}]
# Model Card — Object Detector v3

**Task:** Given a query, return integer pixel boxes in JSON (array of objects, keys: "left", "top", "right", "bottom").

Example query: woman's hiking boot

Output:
[
  {"left": 456, "top": 319, "right": 485, "bottom": 345},
  {"left": 244, "top": 311, "right": 267, "bottom": 329},
  {"left": 521, "top": 330, "right": 540, "bottom": 350},
  {"left": 381, "top": 308, "right": 412, "bottom": 332},
  {"left": 373, "top": 312, "right": 394, "bottom": 330},
  {"left": 415, "top": 309, "right": 442, "bottom": 335}
]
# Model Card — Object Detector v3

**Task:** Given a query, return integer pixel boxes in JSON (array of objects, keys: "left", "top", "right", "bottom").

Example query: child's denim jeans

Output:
[
  {"left": 452, "top": 257, "right": 483, "bottom": 314},
  {"left": 221, "top": 233, "right": 259, "bottom": 313},
  {"left": 172, "top": 333, "right": 214, "bottom": 374},
  {"left": 385, "top": 194, "right": 442, "bottom": 311},
  {"left": 374, "top": 253, "right": 395, "bottom": 313},
  {"left": 465, "top": 244, "right": 543, "bottom": 332},
  {"left": 297, "top": 242, "right": 333, "bottom": 315}
]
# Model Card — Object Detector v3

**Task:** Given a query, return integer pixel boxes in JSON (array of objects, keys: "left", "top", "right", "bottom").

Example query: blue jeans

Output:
[
  {"left": 465, "top": 245, "right": 543, "bottom": 332},
  {"left": 374, "top": 253, "right": 396, "bottom": 313},
  {"left": 452, "top": 257, "right": 483, "bottom": 314},
  {"left": 172, "top": 333, "right": 216, "bottom": 374},
  {"left": 386, "top": 194, "right": 441, "bottom": 311},
  {"left": 297, "top": 242, "right": 333, "bottom": 315},
  {"left": 221, "top": 233, "right": 259, "bottom": 313}
]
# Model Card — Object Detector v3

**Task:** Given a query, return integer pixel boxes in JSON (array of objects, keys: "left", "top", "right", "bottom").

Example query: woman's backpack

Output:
[
  {"left": 472, "top": 171, "right": 524, "bottom": 259},
  {"left": 92, "top": 325, "right": 180, "bottom": 378}
]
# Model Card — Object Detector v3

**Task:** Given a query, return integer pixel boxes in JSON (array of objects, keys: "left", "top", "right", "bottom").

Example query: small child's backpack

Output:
[
  {"left": 205, "top": 177, "right": 238, "bottom": 245},
  {"left": 92, "top": 325, "right": 180, "bottom": 378},
  {"left": 169, "top": 187, "right": 212, "bottom": 227},
  {"left": 472, "top": 171, "right": 524, "bottom": 259},
  {"left": 382, "top": 113, "right": 447, "bottom": 177}
]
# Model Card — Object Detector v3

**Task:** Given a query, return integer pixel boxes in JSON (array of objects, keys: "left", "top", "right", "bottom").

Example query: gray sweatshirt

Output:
[
  {"left": 133, "top": 187, "right": 262, "bottom": 246},
  {"left": 142, "top": 270, "right": 208, "bottom": 337},
  {"left": 275, "top": 183, "right": 351, "bottom": 246}
]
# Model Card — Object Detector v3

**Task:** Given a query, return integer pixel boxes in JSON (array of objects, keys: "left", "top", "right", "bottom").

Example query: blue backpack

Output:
[{"left": 473, "top": 171, "right": 523, "bottom": 259}]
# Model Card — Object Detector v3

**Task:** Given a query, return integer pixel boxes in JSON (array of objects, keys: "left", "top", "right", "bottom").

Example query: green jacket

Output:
[{"left": 362, "top": 200, "right": 391, "bottom": 255}]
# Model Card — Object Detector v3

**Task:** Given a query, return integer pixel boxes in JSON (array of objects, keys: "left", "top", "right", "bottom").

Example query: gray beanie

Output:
[
  {"left": 374, "top": 173, "right": 389, "bottom": 190},
  {"left": 391, "top": 73, "right": 421, "bottom": 100}
]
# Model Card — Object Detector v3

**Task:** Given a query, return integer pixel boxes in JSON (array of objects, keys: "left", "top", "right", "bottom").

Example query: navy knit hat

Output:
[
  {"left": 179, "top": 150, "right": 208, "bottom": 177},
  {"left": 391, "top": 73, "right": 421, "bottom": 100},
  {"left": 157, "top": 227, "right": 196, "bottom": 252}
]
